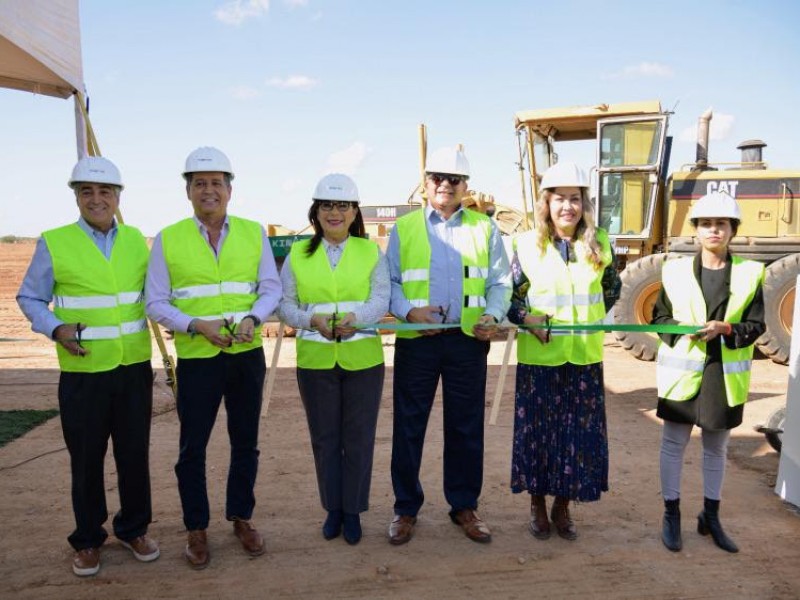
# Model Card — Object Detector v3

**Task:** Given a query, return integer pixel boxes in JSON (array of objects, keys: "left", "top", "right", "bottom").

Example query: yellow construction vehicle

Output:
[{"left": 514, "top": 100, "right": 800, "bottom": 364}]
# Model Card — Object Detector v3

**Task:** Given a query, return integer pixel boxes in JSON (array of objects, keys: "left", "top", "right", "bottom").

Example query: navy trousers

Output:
[
  {"left": 175, "top": 347, "right": 266, "bottom": 530},
  {"left": 391, "top": 332, "right": 489, "bottom": 516},
  {"left": 297, "top": 363, "right": 384, "bottom": 514},
  {"left": 58, "top": 361, "right": 153, "bottom": 550}
]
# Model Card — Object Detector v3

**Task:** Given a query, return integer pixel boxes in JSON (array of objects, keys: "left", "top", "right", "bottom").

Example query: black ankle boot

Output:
[
  {"left": 662, "top": 498, "right": 682, "bottom": 552},
  {"left": 322, "top": 510, "right": 343, "bottom": 540},
  {"left": 697, "top": 497, "right": 738, "bottom": 553}
]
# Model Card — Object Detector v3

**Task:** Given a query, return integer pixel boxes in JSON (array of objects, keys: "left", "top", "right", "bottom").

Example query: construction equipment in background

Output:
[{"left": 514, "top": 100, "right": 800, "bottom": 364}]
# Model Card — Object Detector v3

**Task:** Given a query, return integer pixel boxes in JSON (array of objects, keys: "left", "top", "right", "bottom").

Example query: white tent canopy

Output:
[{"left": 0, "top": 0, "right": 83, "bottom": 98}]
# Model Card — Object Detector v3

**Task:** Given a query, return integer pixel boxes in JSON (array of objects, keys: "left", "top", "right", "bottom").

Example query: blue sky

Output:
[{"left": 2, "top": 0, "right": 799, "bottom": 237}]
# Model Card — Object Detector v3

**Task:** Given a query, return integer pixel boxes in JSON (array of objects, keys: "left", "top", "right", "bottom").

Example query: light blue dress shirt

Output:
[
  {"left": 16, "top": 218, "right": 119, "bottom": 339},
  {"left": 386, "top": 204, "right": 511, "bottom": 323}
]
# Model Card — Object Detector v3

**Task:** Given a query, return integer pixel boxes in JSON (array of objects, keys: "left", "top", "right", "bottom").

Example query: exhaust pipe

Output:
[{"left": 694, "top": 107, "right": 713, "bottom": 170}]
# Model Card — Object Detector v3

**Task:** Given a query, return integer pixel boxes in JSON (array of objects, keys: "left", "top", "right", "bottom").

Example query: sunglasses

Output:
[
  {"left": 427, "top": 173, "right": 467, "bottom": 186},
  {"left": 318, "top": 201, "right": 356, "bottom": 212}
]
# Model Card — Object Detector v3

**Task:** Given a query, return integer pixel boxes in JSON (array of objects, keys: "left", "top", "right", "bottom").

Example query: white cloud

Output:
[
  {"left": 214, "top": 0, "right": 270, "bottom": 25},
  {"left": 324, "top": 142, "right": 371, "bottom": 175},
  {"left": 606, "top": 61, "right": 674, "bottom": 79},
  {"left": 265, "top": 75, "right": 318, "bottom": 90},
  {"left": 230, "top": 85, "right": 261, "bottom": 100},
  {"left": 283, "top": 0, "right": 308, "bottom": 7},
  {"left": 679, "top": 112, "right": 735, "bottom": 142}
]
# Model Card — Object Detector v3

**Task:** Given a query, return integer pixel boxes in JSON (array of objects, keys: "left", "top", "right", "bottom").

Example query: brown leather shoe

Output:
[
  {"left": 233, "top": 519, "right": 265, "bottom": 556},
  {"left": 550, "top": 497, "right": 577, "bottom": 540},
  {"left": 450, "top": 509, "right": 492, "bottom": 544},
  {"left": 72, "top": 548, "right": 100, "bottom": 577},
  {"left": 529, "top": 495, "right": 551, "bottom": 540},
  {"left": 388, "top": 514, "right": 417, "bottom": 545},
  {"left": 185, "top": 529, "right": 209, "bottom": 570},
  {"left": 120, "top": 535, "right": 160, "bottom": 562}
]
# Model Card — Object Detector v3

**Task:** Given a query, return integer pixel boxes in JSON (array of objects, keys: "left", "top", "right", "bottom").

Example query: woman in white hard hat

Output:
[
  {"left": 652, "top": 191, "right": 765, "bottom": 553},
  {"left": 277, "top": 173, "right": 389, "bottom": 545},
  {"left": 507, "top": 162, "right": 620, "bottom": 540}
]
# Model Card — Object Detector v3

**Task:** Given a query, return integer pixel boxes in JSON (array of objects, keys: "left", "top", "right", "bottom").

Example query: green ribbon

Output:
[{"left": 354, "top": 322, "right": 700, "bottom": 335}]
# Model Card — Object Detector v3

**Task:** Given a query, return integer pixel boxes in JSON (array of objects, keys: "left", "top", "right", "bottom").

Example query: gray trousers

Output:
[
  {"left": 660, "top": 421, "right": 730, "bottom": 501},
  {"left": 297, "top": 363, "right": 384, "bottom": 514}
]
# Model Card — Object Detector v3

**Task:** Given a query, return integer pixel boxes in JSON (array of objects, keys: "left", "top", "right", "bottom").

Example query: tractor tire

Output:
[
  {"left": 764, "top": 406, "right": 785, "bottom": 453},
  {"left": 614, "top": 254, "right": 667, "bottom": 361},
  {"left": 756, "top": 254, "right": 800, "bottom": 365}
]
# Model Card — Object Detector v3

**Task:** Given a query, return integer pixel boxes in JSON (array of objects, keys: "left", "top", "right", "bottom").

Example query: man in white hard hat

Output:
[
  {"left": 386, "top": 146, "right": 511, "bottom": 545},
  {"left": 17, "top": 156, "right": 159, "bottom": 577},
  {"left": 145, "top": 147, "right": 281, "bottom": 569}
]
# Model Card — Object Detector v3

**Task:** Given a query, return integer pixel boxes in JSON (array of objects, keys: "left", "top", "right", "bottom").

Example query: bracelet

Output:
[{"left": 242, "top": 314, "right": 261, "bottom": 327}]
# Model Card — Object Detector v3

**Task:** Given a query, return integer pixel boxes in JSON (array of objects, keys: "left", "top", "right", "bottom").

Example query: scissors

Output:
[
  {"left": 223, "top": 317, "right": 238, "bottom": 344},
  {"left": 438, "top": 305, "right": 450, "bottom": 323},
  {"left": 330, "top": 312, "right": 341, "bottom": 343}
]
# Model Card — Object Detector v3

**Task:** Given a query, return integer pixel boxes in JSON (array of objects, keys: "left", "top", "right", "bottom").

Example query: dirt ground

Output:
[{"left": 1, "top": 240, "right": 799, "bottom": 600}]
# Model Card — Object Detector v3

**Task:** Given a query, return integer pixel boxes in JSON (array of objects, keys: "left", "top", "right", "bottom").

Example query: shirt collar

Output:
[
  {"left": 77, "top": 216, "right": 117, "bottom": 238},
  {"left": 192, "top": 214, "right": 229, "bottom": 233},
  {"left": 425, "top": 203, "right": 463, "bottom": 225}
]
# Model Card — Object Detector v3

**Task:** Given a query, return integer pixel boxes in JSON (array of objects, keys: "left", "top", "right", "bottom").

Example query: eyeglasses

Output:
[
  {"left": 427, "top": 173, "right": 467, "bottom": 186},
  {"left": 318, "top": 201, "right": 355, "bottom": 212}
]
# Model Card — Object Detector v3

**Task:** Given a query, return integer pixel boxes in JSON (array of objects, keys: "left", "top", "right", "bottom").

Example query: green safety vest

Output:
[
  {"left": 291, "top": 237, "right": 383, "bottom": 370},
  {"left": 43, "top": 223, "right": 151, "bottom": 373},
  {"left": 162, "top": 216, "right": 264, "bottom": 358},
  {"left": 515, "top": 229, "right": 612, "bottom": 366},
  {"left": 656, "top": 256, "right": 764, "bottom": 406},
  {"left": 394, "top": 208, "right": 492, "bottom": 338}
]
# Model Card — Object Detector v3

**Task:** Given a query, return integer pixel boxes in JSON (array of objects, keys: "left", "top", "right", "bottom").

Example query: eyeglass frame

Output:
[
  {"left": 426, "top": 173, "right": 468, "bottom": 186},
  {"left": 316, "top": 200, "right": 357, "bottom": 212}
]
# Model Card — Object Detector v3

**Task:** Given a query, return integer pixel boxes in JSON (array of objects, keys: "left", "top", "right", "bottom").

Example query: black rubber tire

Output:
[
  {"left": 614, "top": 254, "right": 667, "bottom": 361},
  {"left": 765, "top": 406, "right": 786, "bottom": 453},
  {"left": 757, "top": 254, "right": 800, "bottom": 365}
]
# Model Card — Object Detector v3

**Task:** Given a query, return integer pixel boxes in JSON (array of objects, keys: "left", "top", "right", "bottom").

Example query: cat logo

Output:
[{"left": 706, "top": 181, "right": 739, "bottom": 197}]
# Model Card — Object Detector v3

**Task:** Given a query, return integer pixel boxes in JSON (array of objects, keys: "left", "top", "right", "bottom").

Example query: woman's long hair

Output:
[
  {"left": 305, "top": 201, "right": 367, "bottom": 257},
  {"left": 533, "top": 187, "right": 605, "bottom": 268}
]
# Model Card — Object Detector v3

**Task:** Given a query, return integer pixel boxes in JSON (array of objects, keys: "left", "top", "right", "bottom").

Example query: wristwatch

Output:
[{"left": 242, "top": 314, "right": 261, "bottom": 327}]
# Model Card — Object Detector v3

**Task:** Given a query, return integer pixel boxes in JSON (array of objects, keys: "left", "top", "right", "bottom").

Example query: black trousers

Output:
[
  {"left": 175, "top": 348, "right": 266, "bottom": 530},
  {"left": 297, "top": 363, "right": 384, "bottom": 514},
  {"left": 391, "top": 333, "right": 489, "bottom": 516},
  {"left": 58, "top": 361, "right": 153, "bottom": 550}
]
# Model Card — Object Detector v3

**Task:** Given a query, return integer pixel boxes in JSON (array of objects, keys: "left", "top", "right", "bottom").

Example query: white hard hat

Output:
[
  {"left": 425, "top": 146, "right": 471, "bottom": 178},
  {"left": 182, "top": 146, "right": 234, "bottom": 180},
  {"left": 689, "top": 191, "right": 741, "bottom": 221},
  {"left": 68, "top": 156, "right": 124, "bottom": 190},
  {"left": 313, "top": 173, "right": 360, "bottom": 202},
  {"left": 540, "top": 161, "right": 589, "bottom": 191}
]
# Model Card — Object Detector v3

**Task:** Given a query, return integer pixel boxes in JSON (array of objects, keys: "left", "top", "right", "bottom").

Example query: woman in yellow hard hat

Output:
[
  {"left": 507, "top": 162, "right": 620, "bottom": 541},
  {"left": 653, "top": 191, "right": 765, "bottom": 554},
  {"left": 277, "top": 173, "right": 389, "bottom": 545}
]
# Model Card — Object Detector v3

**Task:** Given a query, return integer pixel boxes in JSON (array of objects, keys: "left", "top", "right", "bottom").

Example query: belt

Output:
[{"left": 440, "top": 327, "right": 462, "bottom": 335}]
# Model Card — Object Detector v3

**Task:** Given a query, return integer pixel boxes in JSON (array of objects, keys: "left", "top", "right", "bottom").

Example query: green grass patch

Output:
[{"left": 0, "top": 410, "right": 59, "bottom": 448}]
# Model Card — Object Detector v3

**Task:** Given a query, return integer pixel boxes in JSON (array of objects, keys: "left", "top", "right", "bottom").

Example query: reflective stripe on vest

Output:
[
  {"left": 656, "top": 256, "right": 764, "bottom": 405},
  {"left": 291, "top": 237, "right": 383, "bottom": 370},
  {"left": 43, "top": 223, "right": 151, "bottom": 373},
  {"left": 515, "top": 229, "right": 612, "bottom": 366},
  {"left": 162, "top": 216, "right": 264, "bottom": 358},
  {"left": 394, "top": 208, "right": 491, "bottom": 338}
]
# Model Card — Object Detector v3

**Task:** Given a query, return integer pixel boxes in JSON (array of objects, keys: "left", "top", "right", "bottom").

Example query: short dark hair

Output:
[
  {"left": 184, "top": 172, "right": 232, "bottom": 186},
  {"left": 690, "top": 217, "right": 740, "bottom": 237}
]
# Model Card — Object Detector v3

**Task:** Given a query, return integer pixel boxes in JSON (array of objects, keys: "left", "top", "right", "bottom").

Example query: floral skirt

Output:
[{"left": 510, "top": 362, "right": 609, "bottom": 502}]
